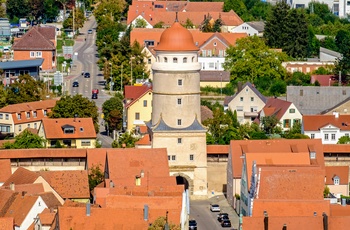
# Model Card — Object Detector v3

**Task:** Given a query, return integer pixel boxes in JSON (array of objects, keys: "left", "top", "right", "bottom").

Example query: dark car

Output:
[
  {"left": 221, "top": 220, "right": 231, "bottom": 228},
  {"left": 92, "top": 93, "right": 98, "bottom": 99},
  {"left": 88, "top": 29, "right": 93, "bottom": 34},
  {"left": 84, "top": 72, "right": 90, "bottom": 78},
  {"left": 217, "top": 213, "right": 229, "bottom": 222},
  {"left": 72, "top": 81, "right": 79, "bottom": 87},
  {"left": 189, "top": 219, "right": 197, "bottom": 230}
]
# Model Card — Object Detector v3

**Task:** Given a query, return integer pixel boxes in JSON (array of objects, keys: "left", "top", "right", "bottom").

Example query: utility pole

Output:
[
  {"left": 110, "top": 63, "right": 113, "bottom": 90},
  {"left": 73, "top": 6, "right": 75, "bottom": 38},
  {"left": 121, "top": 64, "right": 123, "bottom": 93}
]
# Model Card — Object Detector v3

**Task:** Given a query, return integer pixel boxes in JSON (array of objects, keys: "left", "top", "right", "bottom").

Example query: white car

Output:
[{"left": 210, "top": 204, "right": 220, "bottom": 212}]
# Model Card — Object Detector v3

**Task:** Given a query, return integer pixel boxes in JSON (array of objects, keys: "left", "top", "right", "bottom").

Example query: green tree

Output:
[
  {"left": 6, "top": 0, "right": 30, "bottom": 19},
  {"left": 112, "top": 131, "right": 140, "bottom": 148},
  {"left": 335, "top": 29, "right": 350, "bottom": 54},
  {"left": 261, "top": 115, "right": 280, "bottom": 134},
  {"left": 42, "top": 0, "right": 60, "bottom": 22},
  {"left": 338, "top": 136, "right": 350, "bottom": 144},
  {"left": 134, "top": 18, "right": 147, "bottom": 28},
  {"left": 102, "top": 93, "right": 123, "bottom": 124},
  {"left": 223, "top": 0, "right": 247, "bottom": 16},
  {"left": 285, "top": 71, "right": 311, "bottom": 86},
  {"left": 63, "top": 8, "right": 86, "bottom": 30},
  {"left": 153, "top": 21, "right": 164, "bottom": 28},
  {"left": 3, "top": 130, "right": 45, "bottom": 149},
  {"left": 269, "top": 79, "right": 286, "bottom": 96},
  {"left": 224, "top": 36, "right": 289, "bottom": 92},
  {"left": 200, "top": 14, "right": 212, "bottom": 32},
  {"left": 264, "top": 1, "right": 290, "bottom": 49},
  {"left": 88, "top": 164, "right": 105, "bottom": 191},
  {"left": 49, "top": 94, "right": 99, "bottom": 132},
  {"left": 319, "top": 36, "right": 337, "bottom": 51},
  {"left": 213, "top": 16, "right": 224, "bottom": 33},
  {"left": 183, "top": 18, "right": 194, "bottom": 29},
  {"left": 148, "top": 216, "right": 180, "bottom": 230},
  {"left": 312, "top": 66, "right": 334, "bottom": 74}
]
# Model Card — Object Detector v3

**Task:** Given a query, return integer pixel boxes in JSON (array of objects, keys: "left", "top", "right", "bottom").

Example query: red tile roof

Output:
[
  {"left": 38, "top": 170, "right": 90, "bottom": 199},
  {"left": 86, "top": 148, "right": 107, "bottom": 172},
  {"left": 201, "top": 105, "right": 213, "bottom": 122},
  {"left": 14, "top": 183, "right": 44, "bottom": 195},
  {"left": 311, "top": 75, "right": 335, "bottom": 86},
  {"left": 135, "top": 134, "right": 151, "bottom": 146},
  {"left": 2, "top": 167, "right": 38, "bottom": 187},
  {"left": 0, "top": 189, "right": 16, "bottom": 216},
  {"left": 37, "top": 26, "right": 56, "bottom": 41},
  {"left": 37, "top": 208, "right": 56, "bottom": 226},
  {"left": 0, "top": 148, "right": 87, "bottom": 159},
  {"left": 325, "top": 166, "right": 349, "bottom": 185},
  {"left": 0, "top": 159, "right": 11, "bottom": 182},
  {"left": 207, "top": 145, "right": 229, "bottom": 155},
  {"left": 323, "top": 144, "right": 350, "bottom": 153},
  {"left": 38, "top": 192, "right": 63, "bottom": 209},
  {"left": 124, "top": 85, "right": 152, "bottom": 108},
  {"left": 0, "top": 217, "right": 14, "bottom": 230},
  {"left": 303, "top": 114, "right": 350, "bottom": 131},
  {"left": 262, "top": 97, "right": 292, "bottom": 120},
  {"left": 12, "top": 26, "right": 55, "bottom": 51},
  {"left": 330, "top": 204, "right": 350, "bottom": 216},
  {"left": 229, "top": 139, "right": 325, "bottom": 178},
  {"left": 41, "top": 117, "right": 97, "bottom": 139},
  {"left": 0, "top": 100, "right": 57, "bottom": 113}
]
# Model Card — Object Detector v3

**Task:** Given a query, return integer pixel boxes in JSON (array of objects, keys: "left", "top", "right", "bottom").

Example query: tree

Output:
[
  {"left": 320, "top": 36, "right": 337, "bottom": 51},
  {"left": 200, "top": 14, "right": 212, "bottom": 32},
  {"left": 224, "top": 36, "right": 289, "bottom": 93},
  {"left": 338, "top": 136, "right": 350, "bottom": 144},
  {"left": 335, "top": 29, "right": 350, "bottom": 54},
  {"left": 42, "top": 0, "right": 60, "bottom": 22},
  {"left": 153, "top": 21, "right": 164, "bottom": 28},
  {"left": 264, "top": 1, "right": 290, "bottom": 49},
  {"left": 213, "top": 16, "right": 224, "bottom": 33},
  {"left": 28, "top": 0, "right": 44, "bottom": 20},
  {"left": 223, "top": 0, "right": 247, "bottom": 16},
  {"left": 183, "top": 18, "right": 194, "bottom": 29},
  {"left": 261, "top": 115, "right": 280, "bottom": 134},
  {"left": 112, "top": 131, "right": 140, "bottom": 148},
  {"left": 269, "top": 79, "right": 286, "bottom": 96},
  {"left": 3, "top": 130, "right": 45, "bottom": 149},
  {"left": 148, "top": 216, "right": 180, "bottom": 230},
  {"left": 49, "top": 94, "right": 99, "bottom": 132},
  {"left": 6, "top": 0, "right": 30, "bottom": 19},
  {"left": 88, "top": 164, "right": 104, "bottom": 191},
  {"left": 63, "top": 8, "right": 86, "bottom": 29},
  {"left": 134, "top": 18, "right": 147, "bottom": 28}
]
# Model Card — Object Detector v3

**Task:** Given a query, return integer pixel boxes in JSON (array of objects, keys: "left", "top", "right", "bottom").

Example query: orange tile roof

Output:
[
  {"left": 135, "top": 134, "right": 151, "bottom": 146},
  {"left": 14, "top": 183, "right": 44, "bottom": 195},
  {"left": 2, "top": 167, "right": 39, "bottom": 187},
  {"left": 0, "top": 148, "right": 87, "bottom": 159},
  {"left": 330, "top": 204, "right": 350, "bottom": 216},
  {"left": 38, "top": 192, "right": 62, "bottom": 209},
  {"left": 105, "top": 148, "right": 169, "bottom": 182},
  {"left": 303, "top": 114, "right": 350, "bottom": 131},
  {"left": 12, "top": 26, "right": 55, "bottom": 51},
  {"left": 262, "top": 97, "right": 292, "bottom": 120},
  {"left": 257, "top": 166, "right": 325, "bottom": 200},
  {"left": 41, "top": 117, "right": 97, "bottom": 139},
  {"left": 3, "top": 194, "right": 42, "bottom": 227},
  {"left": 0, "top": 159, "right": 11, "bottom": 182},
  {"left": 38, "top": 208, "right": 56, "bottom": 225},
  {"left": 329, "top": 216, "right": 350, "bottom": 230},
  {"left": 86, "top": 148, "right": 107, "bottom": 172},
  {"left": 207, "top": 145, "right": 229, "bottom": 154},
  {"left": 229, "top": 139, "right": 325, "bottom": 178},
  {"left": 0, "top": 99, "right": 57, "bottom": 113},
  {"left": 325, "top": 166, "right": 349, "bottom": 185},
  {"left": 0, "top": 189, "right": 16, "bottom": 216},
  {"left": 38, "top": 170, "right": 90, "bottom": 199},
  {"left": 323, "top": 144, "right": 350, "bottom": 153},
  {"left": 0, "top": 217, "right": 14, "bottom": 230}
]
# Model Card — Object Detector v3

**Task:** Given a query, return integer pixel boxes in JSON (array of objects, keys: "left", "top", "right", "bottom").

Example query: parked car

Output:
[
  {"left": 84, "top": 72, "right": 90, "bottom": 78},
  {"left": 221, "top": 220, "right": 231, "bottom": 228},
  {"left": 92, "top": 93, "right": 98, "bottom": 99},
  {"left": 220, "top": 215, "right": 230, "bottom": 224},
  {"left": 210, "top": 204, "right": 220, "bottom": 212},
  {"left": 88, "top": 29, "right": 93, "bottom": 34},
  {"left": 72, "top": 81, "right": 79, "bottom": 87},
  {"left": 189, "top": 219, "right": 197, "bottom": 230},
  {"left": 217, "top": 213, "right": 229, "bottom": 222}
]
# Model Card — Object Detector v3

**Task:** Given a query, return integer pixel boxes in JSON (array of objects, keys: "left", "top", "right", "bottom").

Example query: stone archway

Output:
[{"left": 173, "top": 172, "right": 193, "bottom": 195}]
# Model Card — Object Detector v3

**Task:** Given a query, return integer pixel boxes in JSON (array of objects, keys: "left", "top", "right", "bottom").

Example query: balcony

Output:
[{"left": 244, "top": 112, "right": 258, "bottom": 117}]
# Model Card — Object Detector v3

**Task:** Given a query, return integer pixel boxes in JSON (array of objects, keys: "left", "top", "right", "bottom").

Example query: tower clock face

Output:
[{"left": 190, "top": 143, "right": 197, "bottom": 150}]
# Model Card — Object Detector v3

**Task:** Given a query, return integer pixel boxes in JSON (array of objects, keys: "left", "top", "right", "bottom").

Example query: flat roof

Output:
[{"left": 0, "top": 58, "right": 44, "bottom": 69}]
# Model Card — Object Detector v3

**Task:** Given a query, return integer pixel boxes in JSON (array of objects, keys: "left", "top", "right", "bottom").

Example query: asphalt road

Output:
[
  {"left": 65, "top": 16, "right": 113, "bottom": 148},
  {"left": 190, "top": 194, "right": 239, "bottom": 230}
]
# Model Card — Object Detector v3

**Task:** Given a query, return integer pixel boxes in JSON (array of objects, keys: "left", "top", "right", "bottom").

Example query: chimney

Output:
[
  {"left": 10, "top": 182, "right": 15, "bottom": 191},
  {"left": 109, "top": 180, "right": 114, "bottom": 188},
  {"left": 282, "top": 224, "right": 287, "bottom": 230},
  {"left": 21, "top": 191, "right": 26, "bottom": 198},
  {"left": 135, "top": 175, "right": 141, "bottom": 186},
  {"left": 333, "top": 111, "right": 339, "bottom": 118},
  {"left": 86, "top": 202, "right": 91, "bottom": 217},
  {"left": 144, "top": 204, "right": 149, "bottom": 221},
  {"left": 263, "top": 210, "right": 268, "bottom": 230},
  {"left": 140, "top": 170, "right": 145, "bottom": 178},
  {"left": 323, "top": 212, "right": 328, "bottom": 230}
]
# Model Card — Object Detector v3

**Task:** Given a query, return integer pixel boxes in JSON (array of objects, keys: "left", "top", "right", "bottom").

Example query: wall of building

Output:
[
  {"left": 21, "top": 196, "right": 47, "bottom": 230},
  {"left": 126, "top": 92, "right": 152, "bottom": 131},
  {"left": 14, "top": 50, "right": 54, "bottom": 70},
  {"left": 207, "top": 162, "right": 227, "bottom": 194}
]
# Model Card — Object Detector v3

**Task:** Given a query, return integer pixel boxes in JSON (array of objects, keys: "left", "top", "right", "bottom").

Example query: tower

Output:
[{"left": 149, "top": 21, "right": 207, "bottom": 198}]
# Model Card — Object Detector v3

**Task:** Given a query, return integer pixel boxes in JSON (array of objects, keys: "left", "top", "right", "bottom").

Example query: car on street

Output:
[
  {"left": 217, "top": 213, "right": 229, "bottom": 222},
  {"left": 189, "top": 219, "right": 197, "bottom": 230},
  {"left": 84, "top": 72, "right": 90, "bottom": 78},
  {"left": 72, "top": 81, "right": 79, "bottom": 87},
  {"left": 221, "top": 219, "right": 231, "bottom": 228},
  {"left": 210, "top": 204, "right": 220, "bottom": 212},
  {"left": 220, "top": 215, "right": 230, "bottom": 224},
  {"left": 88, "top": 29, "right": 93, "bottom": 34},
  {"left": 92, "top": 93, "right": 98, "bottom": 99}
]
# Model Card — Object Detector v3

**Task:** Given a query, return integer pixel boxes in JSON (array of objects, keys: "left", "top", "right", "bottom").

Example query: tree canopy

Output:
[
  {"left": 3, "top": 130, "right": 45, "bottom": 149},
  {"left": 102, "top": 93, "right": 123, "bottom": 133},
  {"left": 49, "top": 94, "right": 99, "bottom": 132}
]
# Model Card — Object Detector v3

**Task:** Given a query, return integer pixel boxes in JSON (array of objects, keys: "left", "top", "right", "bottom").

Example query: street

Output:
[{"left": 65, "top": 15, "right": 113, "bottom": 148}]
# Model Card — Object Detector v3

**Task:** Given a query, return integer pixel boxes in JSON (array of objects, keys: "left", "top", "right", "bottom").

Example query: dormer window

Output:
[
  {"left": 44, "top": 110, "right": 47, "bottom": 116},
  {"left": 333, "top": 176, "right": 340, "bottom": 185},
  {"left": 17, "top": 114, "right": 21, "bottom": 120},
  {"left": 310, "top": 151, "right": 316, "bottom": 159},
  {"left": 26, "top": 112, "right": 30, "bottom": 118},
  {"left": 62, "top": 125, "right": 75, "bottom": 134},
  {"left": 33, "top": 111, "right": 37, "bottom": 118}
]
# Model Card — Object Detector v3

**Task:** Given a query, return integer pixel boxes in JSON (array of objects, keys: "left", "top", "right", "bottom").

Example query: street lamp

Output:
[
  {"left": 130, "top": 56, "right": 135, "bottom": 85},
  {"left": 121, "top": 63, "right": 123, "bottom": 93},
  {"left": 109, "top": 63, "right": 112, "bottom": 91}
]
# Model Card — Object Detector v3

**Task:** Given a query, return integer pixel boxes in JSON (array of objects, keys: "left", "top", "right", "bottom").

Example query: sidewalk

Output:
[{"left": 208, "top": 194, "right": 240, "bottom": 229}]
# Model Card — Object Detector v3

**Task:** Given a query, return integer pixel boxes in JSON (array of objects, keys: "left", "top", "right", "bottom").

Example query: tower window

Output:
[
  {"left": 190, "top": 154, "right": 194, "bottom": 161},
  {"left": 178, "top": 79, "right": 183, "bottom": 86},
  {"left": 178, "top": 138, "right": 182, "bottom": 144},
  {"left": 173, "top": 57, "right": 178, "bottom": 63},
  {"left": 177, "top": 119, "right": 182, "bottom": 126},
  {"left": 183, "top": 57, "right": 187, "bottom": 63},
  {"left": 177, "top": 98, "right": 182, "bottom": 105},
  {"left": 164, "top": 57, "right": 167, "bottom": 63}
]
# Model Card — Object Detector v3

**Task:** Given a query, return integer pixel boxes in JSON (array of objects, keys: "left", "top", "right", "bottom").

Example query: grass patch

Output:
[{"left": 57, "top": 39, "right": 75, "bottom": 53}]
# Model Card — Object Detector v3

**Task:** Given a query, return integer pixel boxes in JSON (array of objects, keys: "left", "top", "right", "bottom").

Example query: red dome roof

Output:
[{"left": 155, "top": 22, "right": 199, "bottom": 51}]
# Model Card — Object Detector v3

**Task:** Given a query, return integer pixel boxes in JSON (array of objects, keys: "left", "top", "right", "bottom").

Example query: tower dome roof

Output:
[{"left": 155, "top": 22, "right": 199, "bottom": 51}]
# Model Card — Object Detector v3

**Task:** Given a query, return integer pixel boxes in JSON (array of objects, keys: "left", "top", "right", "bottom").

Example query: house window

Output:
[
  {"left": 173, "top": 57, "right": 178, "bottom": 63},
  {"left": 26, "top": 112, "right": 30, "bottom": 118},
  {"left": 334, "top": 176, "right": 340, "bottom": 185},
  {"left": 236, "top": 106, "right": 243, "bottom": 111},
  {"left": 27, "top": 124, "right": 30, "bottom": 128},
  {"left": 240, "top": 97, "right": 243, "bottom": 102},
  {"left": 190, "top": 154, "right": 194, "bottom": 161},
  {"left": 135, "top": 112, "right": 140, "bottom": 120},
  {"left": 250, "top": 107, "right": 257, "bottom": 112},
  {"left": 183, "top": 57, "right": 187, "bottom": 63},
  {"left": 168, "top": 155, "right": 170, "bottom": 160},
  {"left": 44, "top": 110, "right": 47, "bottom": 116},
  {"left": 177, "top": 119, "right": 182, "bottom": 126},
  {"left": 293, "top": 119, "right": 300, "bottom": 125},
  {"left": 251, "top": 97, "right": 254, "bottom": 102},
  {"left": 219, "top": 50, "right": 224, "bottom": 57},
  {"left": 178, "top": 79, "right": 183, "bottom": 86},
  {"left": 18, "top": 125, "right": 21, "bottom": 131},
  {"left": 5, "top": 114, "right": 9, "bottom": 120},
  {"left": 34, "top": 123, "right": 37, "bottom": 129},
  {"left": 177, "top": 98, "right": 182, "bottom": 105},
  {"left": 143, "top": 100, "right": 147, "bottom": 107},
  {"left": 36, "top": 51, "right": 42, "bottom": 57},
  {"left": 30, "top": 51, "right": 35, "bottom": 58},
  {"left": 80, "top": 127, "right": 84, "bottom": 132},
  {"left": 178, "top": 138, "right": 182, "bottom": 144},
  {"left": 213, "top": 42, "right": 217, "bottom": 46},
  {"left": 325, "top": 134, "right": 329, "bottom": 140},
  {"left": 289, "top": 108, "right": 295, "bottom": 113},
  {"left": 202, "top": 50, "right": 206, "bottom": 57},
  {"left": 81, "top": 140, "right": 91, "bottom": 146},
  {"left": 172, "top": 155, "right": 176, "bottom": 161},
  {"left": 310, "top": 151, "right": 316, "bottom": 159},
  {"left": 64, "top": 128, "right": 74, "bottom": 134},
  {"left": 346, "top": 133, "right": 349, "bottom": 137},
  {"left": 283, "top": 119, "right": 290, "bottom": 128},
  {"left": 148, "top": 58, "right": 151, "bottom": 64},
  {"left": 164, "top": 57, "right": 167, "bottom": 63},
  {"left": 0, "top": 114, "right": 2, "bottom": 119},
  {"left": 17, "top": 114, "right": 21, "bottom": 120},
  {"left": 207, "top": 50, "right": 212, "bottom": 56},
  {"left": 331, "top": 133, "right": 336, "bottom": 140},
  {"left": 311, "top": 134, "right": 315, "bottom": 139},
  {"left": 33, "top": 111, "right": 37, "bottom": 118}
]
